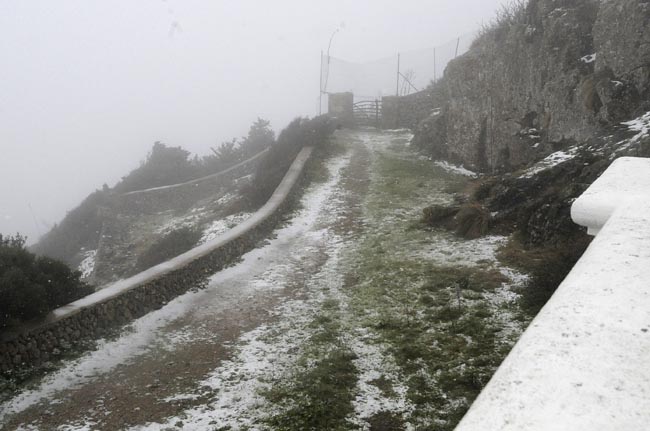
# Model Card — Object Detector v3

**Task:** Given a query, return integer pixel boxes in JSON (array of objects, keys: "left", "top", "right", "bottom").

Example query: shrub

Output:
[
  {"left": 0, "top": 234, "right": 93, "bottom": 329},
  {"left": 454, "top": 203, "right": 490, "bottom": 239},
  {"left": 422, "top": 204, "right": 460, "bottom": 227},
  {"left": 133, "top": 227, "right": 202, "bottom": 273},
  {"left": 31, "top": 189, "right": 110, "bottom": 264},
  {"left": 520, "top": 237, "right": 590, "bottom": 314},
  {"left": 244, "top": 115, "right": 335, "bottom": 207},
  {"left": 114, "top": 142, "right": 198, "bottom": 193}
]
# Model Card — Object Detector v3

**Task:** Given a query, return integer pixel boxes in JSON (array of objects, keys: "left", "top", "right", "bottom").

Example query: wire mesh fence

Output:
[{"left": 320, "top": 32, "right": 476, "bottom": 110}]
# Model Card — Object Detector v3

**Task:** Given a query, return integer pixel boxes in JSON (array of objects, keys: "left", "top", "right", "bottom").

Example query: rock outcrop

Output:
[{"left": 412, "top": 0, "right": 650, "bottom": 172}]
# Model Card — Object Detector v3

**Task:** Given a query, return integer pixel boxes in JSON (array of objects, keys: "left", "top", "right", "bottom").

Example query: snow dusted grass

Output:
[
  {"left": 78, "top": 249, "right": 97, "bottom": 279},
  {"left": 198, "top": 212, "right": 251, "bottom": 244},
  {"left": 341, "top": 131, "right": 527, "bottom": 430}
]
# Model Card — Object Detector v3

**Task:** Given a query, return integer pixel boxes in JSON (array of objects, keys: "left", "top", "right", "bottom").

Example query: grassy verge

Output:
[
  {"left": 343, "top": 132, "right": 527, "bottom": 429},
  {"left": 263, "top": 299, "right": 358, "bottom": 430}
]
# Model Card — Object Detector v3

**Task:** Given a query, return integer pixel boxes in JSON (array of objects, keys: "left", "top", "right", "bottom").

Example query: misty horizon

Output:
[{"left": 1, "top": 0, "right": 510, "bottom": 244}]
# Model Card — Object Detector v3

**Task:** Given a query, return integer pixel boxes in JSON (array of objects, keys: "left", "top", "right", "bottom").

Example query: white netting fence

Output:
[{"left": 320, "top": 33, "right": 476, "bottom": 104}]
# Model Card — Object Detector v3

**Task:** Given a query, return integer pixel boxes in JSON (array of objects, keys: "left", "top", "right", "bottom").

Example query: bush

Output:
[
  {"left": 244, "top": 115, "right": 335, "bottom": 207},
  {"left": 31, "top": 189, "right": 110, "bottom": 264},
  {"left": 200, "top": 118, "right": 275, "bottom": 176},
  {"left": 114, "top": 142, "right": 198, "bottom": 193},
  {"left": 0, "top": 234, "right": 93, "bottom": 328},
  {"left": 133, "top": 227, "right": 202, "bottom": 273},
  {"left": 422, "top": 204, "right": 460, "bottom": 227},
  {"left": 454, "top": 203, "right": 490, "bottom": 239}
]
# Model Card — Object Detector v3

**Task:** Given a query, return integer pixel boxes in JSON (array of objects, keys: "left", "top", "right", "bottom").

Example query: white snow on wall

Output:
[
  {"left": 572, "top": 157, "right": 650, "bottom": 235},
  {"left": 455, "top": 156, "right": 650, "bottom": 431}
]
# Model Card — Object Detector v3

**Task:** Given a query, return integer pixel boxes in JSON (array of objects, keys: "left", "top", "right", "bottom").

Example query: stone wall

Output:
[
  {"left": 381, "top": 89, "right": 441, "bottom": 130},
  {"left": 0, "top": 147, "right": 314, "bottom": 376},
  {"left": 328, "top": 92, "right": 354, "bottom": 128}
]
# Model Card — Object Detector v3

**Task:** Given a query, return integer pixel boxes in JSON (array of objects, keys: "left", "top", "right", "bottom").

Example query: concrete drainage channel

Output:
[{"left": 0, "top": 147, "right": 314, "bottom": 376}]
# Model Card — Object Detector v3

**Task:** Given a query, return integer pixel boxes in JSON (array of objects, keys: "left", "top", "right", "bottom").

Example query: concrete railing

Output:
[
  {"left": 0, "top": 147, "right": 313, "bottom": 374},
  {"left": 455, "top": 156, "right": 650, "bottom": 430}
]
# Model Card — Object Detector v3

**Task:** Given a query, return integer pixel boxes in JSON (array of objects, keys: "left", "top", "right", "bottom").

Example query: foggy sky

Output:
[{"left": 1, "top": 0, "right": 510, "bottom": 244}]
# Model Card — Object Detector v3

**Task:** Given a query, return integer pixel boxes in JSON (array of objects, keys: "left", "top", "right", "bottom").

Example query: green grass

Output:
[
  {"left": 263, "top": 300, "right": 359, "bottom": 431},
  {"left": 340, "top": 135, "right": 523, "bottom": 429}
]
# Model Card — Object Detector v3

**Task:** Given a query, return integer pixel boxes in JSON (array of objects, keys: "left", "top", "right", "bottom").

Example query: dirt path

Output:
[{"left": 1, "top": 130, "right": 528, "bottom": 431}]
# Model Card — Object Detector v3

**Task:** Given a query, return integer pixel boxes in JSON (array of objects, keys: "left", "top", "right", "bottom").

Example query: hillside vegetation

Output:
[
  {"left": 31, "top": 115, "right": 335, "bottom": 286},
  {"left": 32, "top": 118, "right": 275, "bottom": 269},
  {"left": 0, "top": 234, "right": 92, "bottom": 329},
  {"left": 412, "top": 0, "right": 650, "bottom": 315}
]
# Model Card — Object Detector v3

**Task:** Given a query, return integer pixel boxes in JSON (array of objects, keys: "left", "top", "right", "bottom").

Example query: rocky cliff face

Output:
[{"left": 412, "top": 0, "right": 650, "bottom": 172}]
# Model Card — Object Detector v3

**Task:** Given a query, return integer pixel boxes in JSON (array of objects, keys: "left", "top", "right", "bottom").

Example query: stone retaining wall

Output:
[
  {"left": 0, "top": 147, "right": 313, "bottom": 376},
  {"left": 381, "top": 90, "right": 438, "bottom": 130}
]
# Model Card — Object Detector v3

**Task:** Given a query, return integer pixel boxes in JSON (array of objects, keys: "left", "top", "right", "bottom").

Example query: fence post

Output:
[
  {"left": 319, "top": 50, "right": 323, "bottom": 115},
  {"left": 375, "top": 99, "right": 379, "bottom": 128},
  {"left": 396, "top": 53, "right": 400, "bottom": 96}
]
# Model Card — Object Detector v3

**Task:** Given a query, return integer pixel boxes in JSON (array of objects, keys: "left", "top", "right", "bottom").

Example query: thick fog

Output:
[{"left": 1, "top": 0, "right": 510, "bottom": 244}]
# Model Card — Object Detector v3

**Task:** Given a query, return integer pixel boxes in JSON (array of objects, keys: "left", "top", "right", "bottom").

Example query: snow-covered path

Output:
[
  {"left": 0, "top": 132, "right": 362, "bottom": 430},
  {"left": 1, "top": 130, "right": 527, "bottom": 430}
]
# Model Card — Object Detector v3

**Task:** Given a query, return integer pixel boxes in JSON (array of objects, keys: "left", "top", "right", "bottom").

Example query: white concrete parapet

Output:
[{"left": 455, "top": 156, "right": 650, "bottom": 430}]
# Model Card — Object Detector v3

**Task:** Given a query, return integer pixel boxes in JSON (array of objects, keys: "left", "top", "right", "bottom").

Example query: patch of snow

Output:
[
  {"left": 161, "top": 393, "right": 200, "bottom": 403},
  {"left": 0, "top": 288, "right": 209, "bottom": 422},
  {"left": 408, "top": 234, "right": 508, "bottom": 267},
  {"left": 621, "top": 111, "right": 650, "bottom": 145},
  {"left": 520, "top": 146, "right": 579, "bottom": 178},
  {"left": 348, "top": 328, "right": 414, "bottom": 429},
  {"left": 56, "top": 421, "right": 97, "bottom": 431},
  {"left": 434, "top": 161, "right": 478, "bottom": 178},
  {"left": 580, "top": 53, "right": 596, "bottom": 64},
  {"left": 78, "top": 250, "right": 96, "bottom": 279},
  {"left": 198, "top": 212, "right": 251, "bottom": 244}
]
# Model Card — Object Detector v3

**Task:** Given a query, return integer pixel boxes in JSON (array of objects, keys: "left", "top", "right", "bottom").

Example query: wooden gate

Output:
[{"left": 353, "top": 100, "right": 381, "bottom": 127}]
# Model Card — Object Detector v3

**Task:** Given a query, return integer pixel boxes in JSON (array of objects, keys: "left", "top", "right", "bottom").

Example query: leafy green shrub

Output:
[
  {"left": 134, "top": 227, "right": 201, "bottom": 273},
  {"left": 0, "top": 234, "right": 93, "bottom": 328}
]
